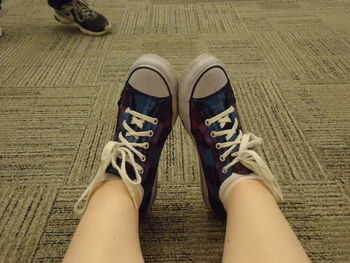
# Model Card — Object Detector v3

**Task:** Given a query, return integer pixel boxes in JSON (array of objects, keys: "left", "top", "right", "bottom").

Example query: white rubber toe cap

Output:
[
  {"left": 129, "top": 68, "right": 170, "bottom": 98},
  {"left": 192, "top": 67, "right": 228, "bottom": 98}
]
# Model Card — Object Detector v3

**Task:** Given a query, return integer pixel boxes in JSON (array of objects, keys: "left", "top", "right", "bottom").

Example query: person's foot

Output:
[
  {"left": 50, "top": 0, "right": 111, "bottom": 36},
  {"left": 75, "top": 54, "right": 178, "bottom": 214},
  {"left": 179, "top": 54, "right": 283, "bottom": 217}
]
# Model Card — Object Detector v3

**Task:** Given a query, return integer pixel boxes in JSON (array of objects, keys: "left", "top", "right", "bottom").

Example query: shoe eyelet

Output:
[
  {"left": 205, "top": 119, "right": 210, "bottom": 126},
  {"left": 153, "top": 119, "right": 159, "bottom": 125},
  {"left": 141, "top": 155, "right": 146, "bottom": 162},
  {"left": 219, "top": 155, "right": 225, "bottom": 162},
  {"left": 210, "top": 131, "right": 216, "bottom": 137},
  {"left": 215, "top": 143, "right": 220, "bottom": 149},
  {"left": 148, "top": 131, "right": 154, "bottom": 137},
  {"left": 139, "top": 168, "right": 144, "bottom": 174},
  {"left": 222, "top": 168, "right": 227, "bottom": 174},
  {"left": 144, "top": 142, "right": 150, "bottom": 149}
]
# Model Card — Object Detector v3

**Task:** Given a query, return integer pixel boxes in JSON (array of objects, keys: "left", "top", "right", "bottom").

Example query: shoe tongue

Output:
[
  {"left": 219, "top": 120, "right": 233, "bottom": 131},
  {"left": 232, "top": 162, "right": 253, "bottom": 175},
  {"left": 198, "top": 85, "right": 235, "bottom": 130},
  {"left": 105, "top": 159, "right": 138, "bottom": 180},
  {"left": 199, "top": 86, "right": 250, "bottom": 175},
  {"left": 123, "top": 86, "right": 159, "bottom": 144}
]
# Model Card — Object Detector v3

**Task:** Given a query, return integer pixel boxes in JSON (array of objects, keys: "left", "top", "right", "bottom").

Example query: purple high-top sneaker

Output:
[
  {"left": 75, "top": 54, "right": 178, "bottom": 214},
  {"left": 179, "top": 54, "right": 283, "bottom": 217}
]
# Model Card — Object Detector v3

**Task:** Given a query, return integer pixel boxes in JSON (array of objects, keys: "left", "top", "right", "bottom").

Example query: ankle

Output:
[
  {"left": 89, "top": 179, "right": 134, "bottom": 206},
  {"left": 48, "top": 0, "right": 71, "bottom": 9},
  {"left": 226, "top": 179, "right": 277, "bottom": 213}
]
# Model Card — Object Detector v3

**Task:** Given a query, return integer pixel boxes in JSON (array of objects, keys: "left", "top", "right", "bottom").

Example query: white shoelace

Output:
[
  {"left": 74, "top": 107, "right": 158, "bottom": 215},
  {"left": 205, "top": 106, "right": 283, "bottom": 208}
]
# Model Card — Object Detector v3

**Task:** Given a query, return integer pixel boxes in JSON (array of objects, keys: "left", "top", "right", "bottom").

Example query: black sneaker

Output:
[{"left": 51, "top": 0, "right": 111, "bottom": 36}]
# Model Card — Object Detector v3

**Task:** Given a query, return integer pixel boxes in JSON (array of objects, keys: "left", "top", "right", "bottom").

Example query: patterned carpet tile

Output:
[
  {"left": 0, "top": 0, "right": 349, "bottom": 262},
  {"left": 0, "top": 86, "right": 97, "bottom": 185},
  {"left": 0, "top": 185, "right": 57, "bottom": 263}
]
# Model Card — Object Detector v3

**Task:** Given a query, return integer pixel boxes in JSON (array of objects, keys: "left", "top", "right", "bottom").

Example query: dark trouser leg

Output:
[{"left": 48, "top": 0, "right": 72, "bottom": 10}]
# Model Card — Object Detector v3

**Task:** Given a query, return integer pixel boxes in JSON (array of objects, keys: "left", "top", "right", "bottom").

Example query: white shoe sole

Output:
[
  {"left": 126, "top": 54, "right": 178, "bottom": 209},
  {"left": 179, "top": 54, "right": 226, "bottom": 210},
  {"left": 54, "top": 13, "right": 112, "bottom": 36}
]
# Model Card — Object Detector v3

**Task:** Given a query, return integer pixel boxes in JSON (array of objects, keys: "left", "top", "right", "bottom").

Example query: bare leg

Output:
[
  {"left": 222, "top": 180, "right": 311, "bottom": 263},
  {"left": 63, "top": 179, "right": 144, "bottom": 263}
]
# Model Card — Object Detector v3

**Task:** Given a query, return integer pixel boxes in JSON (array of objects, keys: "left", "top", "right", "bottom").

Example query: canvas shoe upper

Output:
[
  {"left": 179, "top": 54, "right": 283, "bottom": 216},
  {"left": 51, "top": 0, "right": 111, "bottom": 36},
  {"left": 75, "top": 54, "right": 178, "bottom": 214}
]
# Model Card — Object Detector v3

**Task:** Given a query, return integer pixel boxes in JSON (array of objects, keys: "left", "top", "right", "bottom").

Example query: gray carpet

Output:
[{"left": 0, "top": 0, "right": 349, "bottom": 262}]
